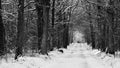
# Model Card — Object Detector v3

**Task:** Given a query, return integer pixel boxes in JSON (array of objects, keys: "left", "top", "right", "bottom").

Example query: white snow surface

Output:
[{"left": 0, "top": 43, "right": 120, "bottom": 68}]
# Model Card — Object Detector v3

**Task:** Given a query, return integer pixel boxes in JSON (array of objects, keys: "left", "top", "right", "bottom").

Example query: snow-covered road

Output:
[
  {"left": 0, "top": 43, "right": 120, "bottom": 68},
  {"left": 43, "top": 43, "right": 111, "bottom": 68}
]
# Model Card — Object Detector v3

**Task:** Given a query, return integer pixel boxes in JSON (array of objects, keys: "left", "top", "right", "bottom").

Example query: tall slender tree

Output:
[
  {"left": 87, "top": 3, "right": 95, "bottom": 49},
  {"left": 52, "top": 0, "right": 55, "bottom": 28},
  {"left": 0, "top": 0, "right": 6, "bottom": 56},
  {"left": 15, "top": 0, "right": 25, "bottom": 60},
  {"left": 41, "top": 0, "right": 50, "bottom": 54},
  {"left": 106, "top": 0, "right": 115, "bottom": 54},
  {"left": 35, "top": 0, "right": 43, "bottom": 51},
  {"left": 50, "top": 0, "right": 56, "bottom": 51}
]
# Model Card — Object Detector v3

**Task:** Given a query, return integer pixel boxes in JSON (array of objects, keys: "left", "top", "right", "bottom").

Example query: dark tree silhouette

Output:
[
  {"left": 52, "top": 0, "right": 55, "bottom": 28},
  {"left": 35, "top": 0, "right": 44, "bottom": 51},
  {"left": 0, "top": 0, "right": 6, "bottom": 56},
  {"left": 40, "top": 0, "right": 50, "bottom": 55},
  {"left": 15, "top": 0, "right": 25, "bottom": 60}
]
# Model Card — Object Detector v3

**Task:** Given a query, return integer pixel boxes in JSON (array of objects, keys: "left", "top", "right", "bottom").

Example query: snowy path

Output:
[
  {"left": 43, "top": 43, "right": 111, "bottom": 68},
  {"left": 0, "top": 43, "right": 117, "bottom": 68}
]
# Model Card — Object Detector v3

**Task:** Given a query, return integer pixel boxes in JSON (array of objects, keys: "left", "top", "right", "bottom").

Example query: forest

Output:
[{"left": 0, "top": 0, "right": 120, "bottom": 61}]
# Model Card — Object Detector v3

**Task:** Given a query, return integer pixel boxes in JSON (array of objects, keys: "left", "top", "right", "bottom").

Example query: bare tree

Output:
[
  {"left": 40, "top": 0, "right": 50, "bottom": 54},
  {"left": 15, "top": 0, "right": 25, "bottom": 60},
  {"left": 35, "top": 0, "right": 44, "bottom": 51},
  {"left": 0, "top": 0, "right": 6, "bottom": 56}
]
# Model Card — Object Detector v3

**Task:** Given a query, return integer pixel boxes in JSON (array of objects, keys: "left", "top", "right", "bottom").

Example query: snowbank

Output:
[
  {"left": 0, "top": 43, "right": 120, "bottom": 68},
  {"left": 91, "top": 49, "right": 120, "bottom": 68}
]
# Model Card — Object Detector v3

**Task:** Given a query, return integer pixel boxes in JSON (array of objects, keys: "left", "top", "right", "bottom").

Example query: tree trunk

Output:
[
  {"left": 50, "top": 0, "right": 55, "bottom": 51},
  {"left": 52, "top": 0, "right": 55, "bottom": 28},
  {"left": 97, "top": 0, "right": 106, "bottom": 50},
  {"left": 63, "top": 24, "right": 69, "bottom": 48},
  {"left": 41, "top": 0, "right": 50, "bottom": 55},
  {"left": 35, "top": 0, "right": 44, "bottom": 51},
  {"left": 15, "top": 0, "right": 25, "bottom": 60},
  {"left": 0, "top": 0, "right": 6, "bottom": 56},
  {"left": 88, "top": 4, "right": 95, "bottom": 49},
  {"left": 105, "top": 0, "right": 115, "bottom": 54}
]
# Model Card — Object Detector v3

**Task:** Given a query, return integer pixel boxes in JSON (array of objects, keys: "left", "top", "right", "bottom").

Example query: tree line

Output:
[
  {"left": 0, "top": 0, "right": 71, "bottom": 59},
  {"left": 0, "top": 0, "right": 120, "bottom": 59},
  {"left": 85, "top": 0, "right": 120, "bottom": 55}
]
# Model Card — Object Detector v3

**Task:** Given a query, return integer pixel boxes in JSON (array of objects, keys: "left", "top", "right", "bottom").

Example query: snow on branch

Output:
[
  {"left": 2, "top": 0, "right": 12, "bottom": 5},
  {"left": 35, "top": 2, "right": 51, "bottom": 8},
  {"left": 85, "top": 0, "right": 108, "bottom": 7},
  {"left": 0, "top": 9, "right": 17, "bottom": 21},
  {"left": 3, "top": 16, "right": 15, "bottom": 21},
  {"left": 24, "top": 1, "right": 35, "bottom": 8},
  {"left": 2, "top": 2, "right": 11, "bottom": 5},
  {"left": 24, "top": 8, "right": 36, "bottom": 12},
  {"left": 2, "top": 10, "right": 17, "bottom": 18},
  {"left": 63, "top": 0, "right": 79, "bottom": 13}
]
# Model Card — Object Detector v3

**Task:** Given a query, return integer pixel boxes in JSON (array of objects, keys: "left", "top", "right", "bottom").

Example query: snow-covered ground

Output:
[{"left": 0, "top": 43, "right": 120, "bottom": 68}]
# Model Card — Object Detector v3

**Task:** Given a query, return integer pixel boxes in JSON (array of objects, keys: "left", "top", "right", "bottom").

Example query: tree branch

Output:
[
  {"left": 2, "top": 10, "right": 17, "bottom": 18},
  {"left": 86, "top": 0, "right": 108, "bottom": 7},
  {"left": 24, "top": 1, "right": 35, "bottom": 8},
  {"left": 24, "top": 8, "right": 36, "bottom": 12}
]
